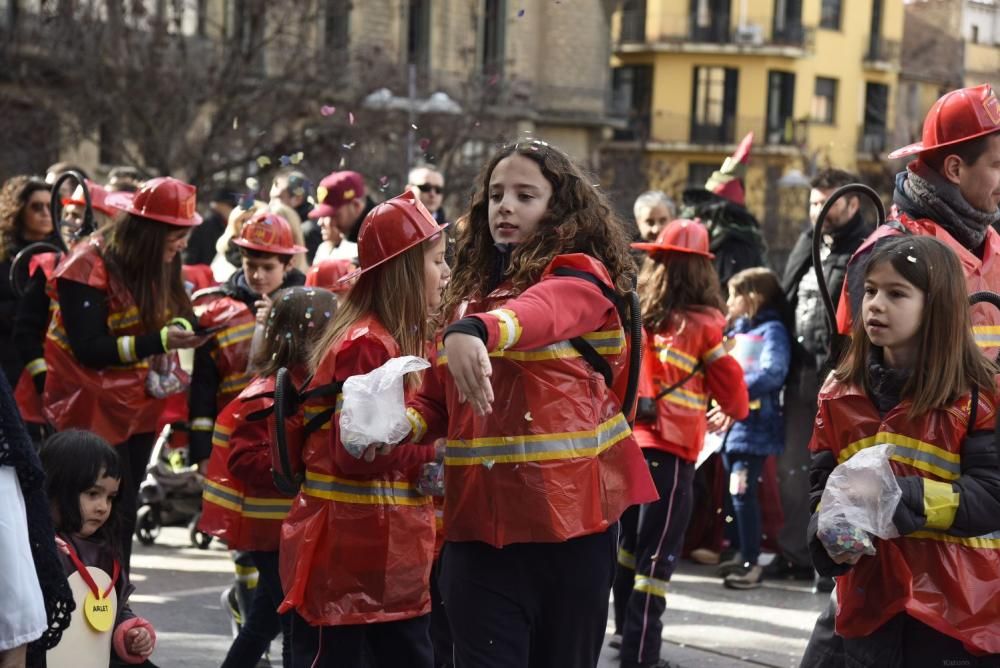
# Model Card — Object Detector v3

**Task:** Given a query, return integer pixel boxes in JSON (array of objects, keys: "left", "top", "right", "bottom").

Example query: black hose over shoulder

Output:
[
  {"left": 622, "top": 290, "right": 643, "bottom": 425},
  {"left": 9, "top": 241, "right": 64, "bottom": 298},
  {"left": 813, "top": 183, "right": 886, "bottom": 365},
  {"left": 271, "top": 367, "right": 301, "bottom": 496}
]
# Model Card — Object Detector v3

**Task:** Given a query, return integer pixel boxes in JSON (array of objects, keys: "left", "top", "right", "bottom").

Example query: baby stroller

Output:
[{"left": 135, "top": 422, "right": 213, "bottom": 549}]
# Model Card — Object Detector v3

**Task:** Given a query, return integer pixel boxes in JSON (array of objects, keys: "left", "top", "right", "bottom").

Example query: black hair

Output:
[
  {"left": 922, "top": 131, "right": 998, "bottom": 172},
  {"left": 810, "top": 168, "right": 861, "bottom": 191},
  {"left": 39, "top": 430, "right": 124, "bottom": 553}
]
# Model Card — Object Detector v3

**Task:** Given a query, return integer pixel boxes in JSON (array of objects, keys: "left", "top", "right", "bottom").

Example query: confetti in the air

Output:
[
  {"left": 320, "top": 105, "right": 336, "bottom": 116},
  {"left": 256, "top": 156, "right": 271, "bottom": 168}
]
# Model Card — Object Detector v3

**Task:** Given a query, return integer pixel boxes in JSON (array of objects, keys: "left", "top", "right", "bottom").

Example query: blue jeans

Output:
[
  {"left": 221, "top": 550, "right": 291, "bottom": 668},
  {"left": 722, "top": 452, "right": 766, "bottom": 566}
]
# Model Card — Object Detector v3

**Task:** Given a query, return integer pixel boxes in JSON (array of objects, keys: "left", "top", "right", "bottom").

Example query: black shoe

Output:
[
  {"left": 609, "top": 633, "right": 622, "bottom": 650},
  {"left": 763, "top": 556, "right": 814, "bottom": 580},
  {"left": 813, "top": 573, "right": 835, "bottom": 594},
  {"left": 621, "top": 660, "right": 677, "bottom": 668},
  {"left": 724, "top": 564, "right": 764, "bottom": 590},
  {"left": 715, "top": 554, "right": 749, "bottom": 577}
]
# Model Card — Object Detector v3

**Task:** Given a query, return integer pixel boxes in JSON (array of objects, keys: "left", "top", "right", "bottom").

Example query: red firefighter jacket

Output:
[
  {"left": 42, "top": 240, "right": 168, "bottom": 444},
  {"left": 279, "top": 315, "right": 435, "bottom": 626},
  {"left": 199, "top": 375, "right": 296, "bottom": 551},
  {"left": 837, "top": 209, "right": 1000, "bottom": 358},
  {"left": 810, "top": 377, "right": 1000, "bottom": 654},
  {"left": 633, "top": 307, "right": 749, "bottom": 461},
  {"left": 14, "top": 252, "right": 59, "bottom": 424},
  {"left": 407, "top": 254, "right": 658, "bottom": 547},
  {"left": 188, "top": 290, "right": 256, "bottom": 461}
]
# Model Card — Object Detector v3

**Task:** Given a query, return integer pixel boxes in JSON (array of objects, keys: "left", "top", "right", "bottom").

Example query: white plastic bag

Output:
[
  {"left": 339, "top": 356, "right": 431, "bottom": 458},
  {"left": 817, "top": 443, "right": 901, "bottom": 560}
]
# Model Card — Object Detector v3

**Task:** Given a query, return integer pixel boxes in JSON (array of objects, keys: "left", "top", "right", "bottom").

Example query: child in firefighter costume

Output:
[
  {"left": 200, "top": 286, "right": 337, "bottom": 668},
  {"left": 810, "top": 236, "right": 1000, "bottom": 665},
  {"left": 613, "top": 220, "right": 749, "bottom": 668},
  {"left": 279, "top": 190, "right": 450, "bottom": 668},
  {"left": 42, "top": 177, "right": 210, "bottom": 570},
  {"left": 188, "top": 211, "right": 307, "bottom": 468},
  {"left": 401, "top": 140, "right": 657, "bottom": 667}
]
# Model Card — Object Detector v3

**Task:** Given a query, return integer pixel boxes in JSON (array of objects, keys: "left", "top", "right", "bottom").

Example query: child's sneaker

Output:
[
  {"left": 724, "top": 564, "right": 764, "bottom": 590},
  {"left": 220, "top": 585, "right": 243, "bottom": 638}
]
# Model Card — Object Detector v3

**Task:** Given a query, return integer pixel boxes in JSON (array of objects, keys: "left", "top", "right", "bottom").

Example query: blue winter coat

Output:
[{"left": 724, "top": 309, "right": 790, "bottom": 456}]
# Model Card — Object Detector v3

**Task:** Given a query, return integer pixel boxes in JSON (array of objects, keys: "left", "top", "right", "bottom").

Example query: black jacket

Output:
[
  {"left": 346, "top": 197, "right": 378, "bottom": 244},
  {"left": 781, "top": 212, "right": 873, "bottom": 372},
  {"left": 681, "top": 188, "right": 767, "bottom": 289}
]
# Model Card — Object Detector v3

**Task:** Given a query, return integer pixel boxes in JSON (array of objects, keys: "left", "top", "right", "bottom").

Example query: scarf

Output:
[{"left": 893, "top": 160, "right": 1000, "bottom": 250}]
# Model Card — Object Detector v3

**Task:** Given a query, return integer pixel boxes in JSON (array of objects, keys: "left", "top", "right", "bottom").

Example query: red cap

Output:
[
  {"left": 306, "top": 258, "right": 356, "bottom": 293},
  {"left": 888, "top": 84, "right": 1000, "bottom": 160},
  {"left": 105, "top": 177, "right": 202, "bottom": 227},
  {"left": 231, "top": 212, "right": 307, "bottom": 255},
  {"left": 61, "top": 180, "right": 116, "bottom": 217},
  {"left": 308, "top": 171, "right": 366, "bottom": 219},
  {"left": 340, "top": 190, "right": 447, "bottom": 283},
  {"left": 632, "top": 218, "right": 714, "bottom": 258}
]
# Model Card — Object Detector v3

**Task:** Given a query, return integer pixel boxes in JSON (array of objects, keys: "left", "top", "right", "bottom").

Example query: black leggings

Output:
[{"left": 115, "top": 432, "right": 155, "bottom": 573}]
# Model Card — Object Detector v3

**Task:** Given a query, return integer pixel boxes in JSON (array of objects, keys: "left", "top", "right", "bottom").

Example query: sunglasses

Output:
[{"left": 417, "top": 184, "right": 444, "bottom": 194}]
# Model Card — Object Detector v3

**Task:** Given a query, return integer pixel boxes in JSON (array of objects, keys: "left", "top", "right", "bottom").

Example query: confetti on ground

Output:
[
  {"left": 256, "top": 156, "right": 271, "bottom": 168},
  {"left": 320, "top": 105, "right": 336, "bottom": 116}
]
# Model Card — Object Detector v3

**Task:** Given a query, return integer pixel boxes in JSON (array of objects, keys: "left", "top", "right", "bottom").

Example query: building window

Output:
[
  {"left": 860, "top": 82, "right": 889, "bottom": 152},
  {"left": 619, "top": 0, "right": 646, "bottom": 43},
  {"left": 690, "top": 0, "right": 731, "bottom": 43},
  {"left": 690, "top": 65, "right": 738, "bottom": 144},
  {"left": 820, "top": 0, "right": 841, "bottom": 30},
  {"left": 971, "top": 25, "right": 980, "bottom": 44},
  {"left": 611, "top": 65, "right": 653, "bottom": 140},
  {"left": 325, "top": 0, "right": 350, "bottom": 52},
  {"left": 687, "top": 162, "right": 718, "bottom": 187},
  {"left": 811, "top": 77, "right": 837, "bottom": 124},
  {"left": 481, "top": 0, "right": 505, "bottom": 76},
  {"left": 766, "top": 70, "right": 796, "bottom": 145},
  {"left": 407, "top": 0, "right": 431, "bottom": 69}
]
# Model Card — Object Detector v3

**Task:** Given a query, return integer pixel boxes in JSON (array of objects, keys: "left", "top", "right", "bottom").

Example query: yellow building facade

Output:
[{"left": 608, "top": 0, "right": 904, "bottom": 256}]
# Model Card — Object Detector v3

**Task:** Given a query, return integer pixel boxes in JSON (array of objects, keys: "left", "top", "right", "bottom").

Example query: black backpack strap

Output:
[
  {"left": 301, "top": 381, "right": 345, "bottom": 437},
  {"left": 550, "top": 267, "right": 624, "bottom": 388},
  {"left": 654, "top": 361, "right": 704, "bottom": 401}
]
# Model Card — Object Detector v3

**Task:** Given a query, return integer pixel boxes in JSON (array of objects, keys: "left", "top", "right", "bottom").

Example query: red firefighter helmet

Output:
[
  {"left": 888, "top": 84, "right": 1000, "bottom": 160},
  {"left": 105, "top": 176, "right": 203, "bottom": 227},
  {"left": 306, "top": 258, "right": 356, "bottom": 293},
  {"left": 632, "top": 218, "right": 714, "bottom": 258},
  {"left": 340, "top": 190, "right": 447, "bottom": 283},
  {"left": 231, "top": 212, "right": 307, "bottom": 255}
]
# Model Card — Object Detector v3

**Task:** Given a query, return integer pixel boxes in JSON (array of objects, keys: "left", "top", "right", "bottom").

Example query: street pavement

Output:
[{"left": 132, "top": 528, "right": 826, "bottom": 667}]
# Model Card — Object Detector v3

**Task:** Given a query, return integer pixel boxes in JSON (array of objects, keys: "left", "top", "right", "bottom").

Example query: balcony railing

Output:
[
  {"left": 864, "top": 36, "right": 901, "bottom": 64},
  {"left": 610, "top": 112, "right": 806, "bottom": 149},
  {"left": 617, "top": 11, "right": 813, "bottom": 50}
]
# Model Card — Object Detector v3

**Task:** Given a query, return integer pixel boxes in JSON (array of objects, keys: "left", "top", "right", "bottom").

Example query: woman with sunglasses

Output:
[{"left": 0, "top": 175, "right": 57, "bottom": 387}]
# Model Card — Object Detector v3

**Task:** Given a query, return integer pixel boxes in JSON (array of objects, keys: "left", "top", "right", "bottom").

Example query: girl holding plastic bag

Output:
[
  {"left": 808, "top": 235, "right": 1000, "bottom": 664},
  {"left": 403, "top": 141, "right": 658, "bottom": 668},
  {"left": 278, "top": 191, "right": 449, "bottom": 668}
]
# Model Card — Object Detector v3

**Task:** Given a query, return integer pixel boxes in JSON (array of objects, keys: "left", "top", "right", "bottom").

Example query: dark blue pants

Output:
[
  {"left": 440, "top": 527, "right": 616, "bottom": 668},
  {"left": 290, "top": 611, "right": 432, "bottom": 668},
  {"left": 614, "top": 450, "right": 695, "bottom": 667},
  {"left": 841, "top": 612, "right": 998, "bottom": 667},
  {"left": 221, "top": 550, "right": 291, "bottom": 668},
  {"left": 722, "top": 452, "right": 766, "bottom": 565}
]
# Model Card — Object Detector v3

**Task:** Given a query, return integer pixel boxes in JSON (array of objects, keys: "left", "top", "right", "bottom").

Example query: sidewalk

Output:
[
  {"left": 131, "top": 529, "right": 827, "bottom": 667},
  {"left": 598, "top": 562, "right": 828, "bottom": 668}
]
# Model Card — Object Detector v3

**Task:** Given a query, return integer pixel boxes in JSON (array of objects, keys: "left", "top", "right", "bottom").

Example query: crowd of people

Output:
[{"left": 1, "top": 82, "right": 1000, "bottom": 668}]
